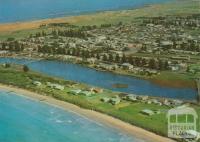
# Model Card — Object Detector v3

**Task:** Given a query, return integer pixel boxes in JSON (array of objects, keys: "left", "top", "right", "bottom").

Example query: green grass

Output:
[{"left": 150, "top": 71, "right": 196, "bottom": 88}]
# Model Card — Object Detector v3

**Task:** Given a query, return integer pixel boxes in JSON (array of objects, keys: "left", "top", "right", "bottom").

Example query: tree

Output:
[
  {"left": 96, "top": 53, "right": 100, "bottom": 60},
  {"left": 134, "top": 57, "right": 141, "bottom": 67},
  {"left": 141, "top": 58, "right": 147, "bottom": 67},
  {"left": 23, "top": 65, "right": 29, "bottom": 72},
  {"left": 103, "top": 54, "right": 108, "bottom": 61},
  {"left": 128, "top": 56, "right": 134, "bottom": 65},
  {"left": 7, "top": 37, "right": 15, "bottom": 42},
  {"left": 158, "top": 59, "right": 164, "bottom": 70},
  {"left": 4, "top": 63, "right": 11, "bottom": 68},
  {"left": 121, "top": 54, "right": 126, "bottom": 63},
  {"left": 115, "top": 54, "right": 120, "bottom": 63},
  {"left": 109, "top": 54, "right": 113, "bottom": 62},
  {"left": 164, "top": 61, "right": 169, "bottom": 70},
  {"left": 149, "top": 59, "right": 156, "bottom": 69}
]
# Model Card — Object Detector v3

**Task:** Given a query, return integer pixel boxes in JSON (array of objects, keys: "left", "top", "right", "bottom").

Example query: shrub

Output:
[{"left": 23, "top": 65, "right": 29, "bottom": 72}]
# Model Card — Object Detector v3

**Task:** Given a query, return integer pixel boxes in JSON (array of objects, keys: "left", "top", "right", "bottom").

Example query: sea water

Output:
[
  {"left": 0, "top": 0, "right": 172, "bottom": 23},
  {"left": 0, "top": 91, "right": 145, "bottom": 142}
]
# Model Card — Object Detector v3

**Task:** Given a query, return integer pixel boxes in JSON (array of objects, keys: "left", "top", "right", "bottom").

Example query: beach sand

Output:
[
  {"left": 0, "top": 84, "right": 175, "bottom": 142},
  {"left": 0, "top": 17, "right": 72, "bottom": 32}
]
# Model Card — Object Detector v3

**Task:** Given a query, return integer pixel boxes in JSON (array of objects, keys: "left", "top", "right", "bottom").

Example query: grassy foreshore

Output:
[{"left": 0, "top": 64, "right": 199, "bottom": 141}]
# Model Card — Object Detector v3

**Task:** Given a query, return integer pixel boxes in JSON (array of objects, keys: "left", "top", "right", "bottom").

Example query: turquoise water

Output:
[
  {"left": 0, "top": 0, "right": 172, "bottom": 23},
  {"left": 0, "top": 91, "right": 144, "bottom": 142},
  {"left": 0, "top": 58, "right": 197, "bottom": 100}
]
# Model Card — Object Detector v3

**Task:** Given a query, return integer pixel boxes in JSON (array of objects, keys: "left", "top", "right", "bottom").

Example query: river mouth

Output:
[{"left": 0, "top": 57, "right": 197, "bottom": 100}]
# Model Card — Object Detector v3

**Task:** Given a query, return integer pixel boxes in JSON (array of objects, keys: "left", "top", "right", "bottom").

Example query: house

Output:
[
  {"left": 98, "top": 63, "right": 116, "bottom": 70},
  {"left": 151, "top": 99, "right": 162, "bottom": 106},
  {"left": 169, "top": 65, "right": 179, "bottom": 71},
  {"left": 33, "top": 81, "right": 42, "bottom": 86},
  {"left": 141, "top": 109, "right": 154, "bottom": 116},
  {"left": 0, "top": 51, "right": 9, "bottom": 56},
  {"left": 90, "top": 88, "right": 103, "bottom": 93},
  {"left": 54, "top": 84, "right": 65, "bottom": 90},
  {"left": 110, "top": 96, "right": 121, "bottom": 105},
  {"left": 87, "top": 58, "right": 97, "bottom": 64},
  {"left": 171, "top": 100, "right": 183, "bottom": 106},
  {"left": 79, "top": 91, "right": 93, "bottom": 97},
  {"left": 101, "top": 97, "right": 110, "bottom": 103},
  {"left": 146, "top": 69, "right": 159, "bottom": 75},
  {"left": 46, "top": 82, "right": 64, "bottom": 90},
  {"left": 163, "top": 99, "right": 171, "bottom": 106},
  {"left": 121, "top": 63, "right": 134, "bottom": 70},
  {"left": 69, "top": 89, "right": 82, "bottom": 95},
  {"left": 125, "top": 94, "right": 137, "bottom": 102},
  {"left": 160, "top": 41, "right": 173, "bottom": 48},
  {"left": 137, "top": 96, "right": 149, "bottom": 101}
]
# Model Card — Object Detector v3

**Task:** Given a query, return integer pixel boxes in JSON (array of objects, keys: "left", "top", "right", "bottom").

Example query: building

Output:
[
  {"left": 101, "top": 97, "right": 110, "bottom": 103},
  {"left": 125, "top": 94, "right": 137, "bottom": 102},
  {"left": 110, "top": 96, "right": 121, "bottom": 105},
  {"left": 79, "top": 91, "right": 93, "bottom": 97},
  {"left": 32, "top": 81, "right": 42, "bottom": 86},
  {"left": 46, "top": 82, "right": 64, "bottom": 90},
  {"left": 121, "top": 63, "right": 134, "bottom": 70},
  {"left": 141, "top": 109, "right": 154, "bottom": 116},
  {"left": 69, "top": 89, "right": 82, "bottom": 95}
]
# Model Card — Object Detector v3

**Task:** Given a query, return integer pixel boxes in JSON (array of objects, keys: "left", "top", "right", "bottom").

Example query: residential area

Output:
[{"left": 0, "top": 14, "right": 200, "bottom": 80}]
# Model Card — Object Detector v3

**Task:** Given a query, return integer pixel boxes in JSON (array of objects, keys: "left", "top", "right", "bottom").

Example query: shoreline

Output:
[
  {"left": 0, "top": 0, "right": 179, "bottom": 33},
  {"left": 0, "top": 84, "right": 175, "bottom": 142}
]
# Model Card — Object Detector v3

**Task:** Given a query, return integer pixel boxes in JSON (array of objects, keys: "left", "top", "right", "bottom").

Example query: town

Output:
[
  {"left": 0, "top": 14, "right": 200, "bottom": 80},
  {"left": 0, "top": 0, "right": 200, "bottom": 142}
]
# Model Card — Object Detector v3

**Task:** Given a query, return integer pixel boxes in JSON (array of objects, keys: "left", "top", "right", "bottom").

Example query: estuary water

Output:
[
  {"left": 0, "top": 91, "right": 144, "bottom": 142},
  {"left": 0, "top": 57, "right": 197, "bottom": 100},
  {"left": 0, "top": 0, "right": 172, "bottom": 23}
]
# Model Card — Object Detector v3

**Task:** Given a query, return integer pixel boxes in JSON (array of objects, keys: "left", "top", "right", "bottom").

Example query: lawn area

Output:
[{"left": 150, "top": 71, "right": 196, "bottom": 88}]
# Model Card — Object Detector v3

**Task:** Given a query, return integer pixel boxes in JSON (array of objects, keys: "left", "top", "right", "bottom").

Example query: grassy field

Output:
[
  {"left": 151, "top": 71, "right": 197, "bottom": 88},
  {"left": 0, "top": 0, "right": 199, "bottom": 40},
  {"left": 0, "top": 64, "right": 199, "bottom": 139}
]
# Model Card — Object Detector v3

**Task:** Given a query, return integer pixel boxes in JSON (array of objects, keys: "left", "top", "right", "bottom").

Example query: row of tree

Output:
[
  {"left": 142, "top": 16, "right": 200, "bottom": 28},
  {"left": 38, "top": 46, "right": 169, "bottom": 70},
  {"left": 51, "top": 29, "right": 87, "bottom": 39},
  {"left": 0, "top": 41, "right": 24, "bottom": 52}
]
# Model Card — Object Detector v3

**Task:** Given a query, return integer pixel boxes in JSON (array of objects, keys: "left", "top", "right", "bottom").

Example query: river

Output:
[{"left": 0, "top": 57, "right": 197, "bottom": 100}]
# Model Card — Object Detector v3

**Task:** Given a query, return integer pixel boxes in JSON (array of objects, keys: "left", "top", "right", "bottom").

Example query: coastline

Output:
[
  {"left": 0, "top": 84, "right": 175, "bottom": 142},
  {"left": 0, "top": 0, "right": 188, "bottom": 33}
]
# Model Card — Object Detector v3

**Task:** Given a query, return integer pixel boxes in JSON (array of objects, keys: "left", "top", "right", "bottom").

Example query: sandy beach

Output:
[
  {"left": 0, "top": 16, "right": 75, "bottom": 32},
  {"left": 0, "top": 1, "right": 176, "bottom": 33},
  {"left": 0, "top": 84, "right": 175, "bottom": 142}
]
